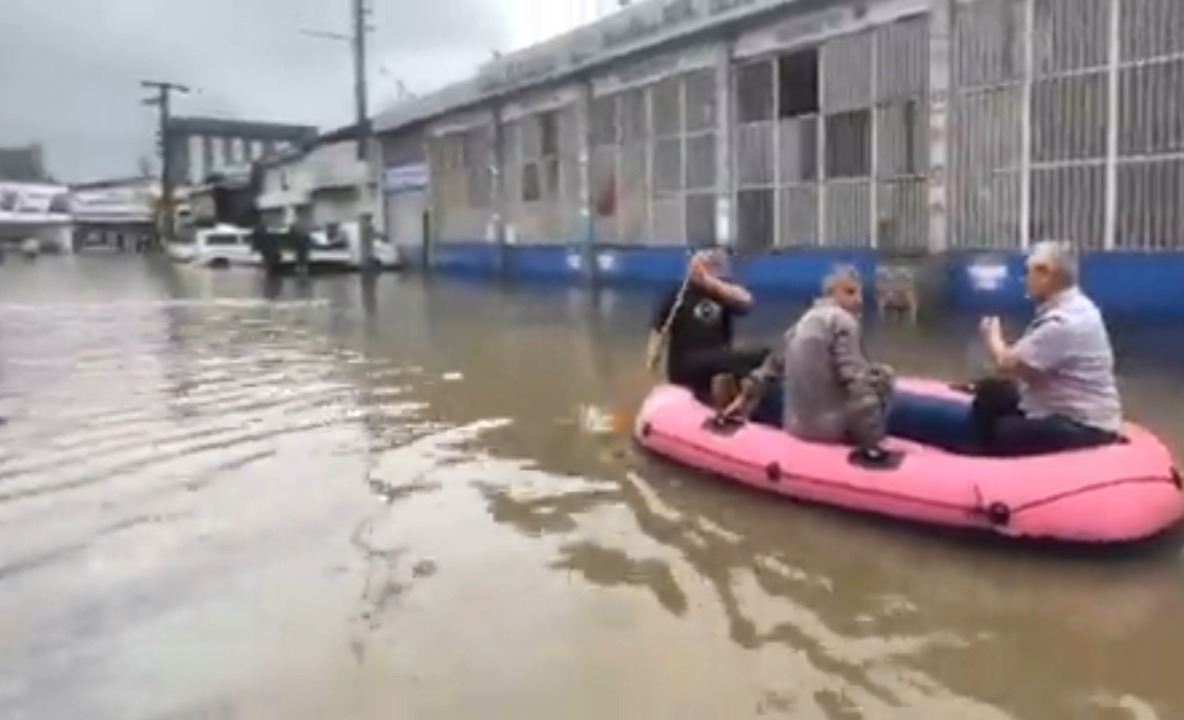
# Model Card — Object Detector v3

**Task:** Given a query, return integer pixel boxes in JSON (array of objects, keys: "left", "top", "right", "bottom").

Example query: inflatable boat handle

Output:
[
  {"left": 702, "top": 414, "right": 746, "bottom": 437},
  {"left": 847, "top": 446, "right": 904, "bottom": 471}
]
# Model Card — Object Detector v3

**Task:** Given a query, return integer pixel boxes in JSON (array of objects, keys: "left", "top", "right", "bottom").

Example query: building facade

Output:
[
  {"left": 70, "top": 176, "right": 158, "bottom": 249},
  {"left": 164, "top": 116, "right": 317, "bottom": 188},
  {"left": 378, "top": 130, "right": 429, "bottom": 263},
  {"left": 255, "top": 126, "right": 383, "bottom": 234},
  {"left": 0, "top": 144, "right": 49, "bottom": 183},
  {"left": 374, "top": 0, "right": 1184, "bottom": 315},
  {"left": 0, "top": 180, "right": 72, "bottom": 251}
]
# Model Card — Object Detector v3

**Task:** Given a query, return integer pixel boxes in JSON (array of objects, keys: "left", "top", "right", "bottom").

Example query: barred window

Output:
[{"left": 592, "top": 66, "right": 718, "bottom": 245}]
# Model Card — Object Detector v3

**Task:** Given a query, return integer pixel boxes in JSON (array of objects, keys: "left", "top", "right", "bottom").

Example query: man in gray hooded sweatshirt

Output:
[{"left": 726, "top": 265, "right": 894, "bottom": 449}]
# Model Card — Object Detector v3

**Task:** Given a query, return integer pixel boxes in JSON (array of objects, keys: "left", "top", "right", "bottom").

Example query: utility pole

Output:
[
  {"left": 141, "top": 80, "right": 190, "bottom": 248},
  {"left": 352, "top": 0, "right": 369, "bottom": 162},
  {"left": 352, "top": 0, "right": 375, "bottom": 271},
  {"left": 301, "top": 0, "right": 376, "bottom": 269}
]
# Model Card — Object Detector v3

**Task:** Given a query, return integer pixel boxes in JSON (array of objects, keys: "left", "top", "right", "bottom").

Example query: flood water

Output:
[{"left": 2, "top": 255, "right": 1183, "bottom": 720}]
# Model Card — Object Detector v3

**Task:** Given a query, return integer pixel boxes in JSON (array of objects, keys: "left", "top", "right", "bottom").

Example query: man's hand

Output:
[
  {"left": 688, "top": 250, "right": 715, "bottom": 284},
  {"left": 721, "top": 379, "right": 759, "bottom": 419},
  {"left": 721, "top": 395, "right": 746, "bottom": 420},
  {"left": 978, "top": 316, "right": 1039, "bottom": 381},
  {"left": 979, "top": 316, "right": 1003, "bottom": 348},
  {"left": 690, "top": 249, "right": 754, "bottom": 308}
]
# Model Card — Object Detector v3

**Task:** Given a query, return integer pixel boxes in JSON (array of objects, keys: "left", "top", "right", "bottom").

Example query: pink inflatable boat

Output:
[{"left": 634, "top": 378, "right": 1183, "bottom": 544}]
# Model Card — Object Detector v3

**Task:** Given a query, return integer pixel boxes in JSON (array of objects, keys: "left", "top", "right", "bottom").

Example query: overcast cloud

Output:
[{"left": 1, "top": 0, "right": 593, "bottom": 182}]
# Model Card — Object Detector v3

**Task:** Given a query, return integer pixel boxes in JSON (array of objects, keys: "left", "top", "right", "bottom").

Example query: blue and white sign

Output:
[
  {"left": 382, "top": 163, "right": 428, "bottom": 195},
  {"left": 596, "top": 251, "right": 618, "bottom": 274},
  {"left": 966, "top": 255, "right": 1009, "bottom": 292}
]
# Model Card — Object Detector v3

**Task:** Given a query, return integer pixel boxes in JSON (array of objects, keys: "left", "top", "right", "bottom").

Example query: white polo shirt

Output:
[{"left": 1012, "top": 287, "right": 1123, "bottom": 432}]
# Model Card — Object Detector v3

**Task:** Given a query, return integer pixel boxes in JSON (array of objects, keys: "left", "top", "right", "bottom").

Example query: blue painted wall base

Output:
[
  {"left": 947, "top": 250, "right": 1184, "bottom": 319},
  {"left": 408, "top": 242, "right": 1184, "bottom": 319},
  {"left": 418, "top": 243, "right": 881, "bottom": 297}
]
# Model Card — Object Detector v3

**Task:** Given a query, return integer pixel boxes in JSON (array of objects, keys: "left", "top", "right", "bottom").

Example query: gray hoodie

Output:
[{"left": 749, "top": 299, "right": 894, "bottom": 447}]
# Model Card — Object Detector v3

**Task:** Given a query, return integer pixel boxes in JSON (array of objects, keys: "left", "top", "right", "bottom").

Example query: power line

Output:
[
  {"left": 299, "top": 28, "right": 351, "bottom": 42},
  {"left": 298, "top": 0, "right": 373, "bottom": 160}
]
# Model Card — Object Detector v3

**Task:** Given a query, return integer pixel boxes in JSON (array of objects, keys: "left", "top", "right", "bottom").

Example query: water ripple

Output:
[{"left": 2, "top": 271, "right": 1179, "bottom": 719}]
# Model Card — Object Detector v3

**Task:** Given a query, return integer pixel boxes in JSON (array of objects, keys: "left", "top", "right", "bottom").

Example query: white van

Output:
[{"left": 188, "top": 224, "right": 258, "bottom": 268}]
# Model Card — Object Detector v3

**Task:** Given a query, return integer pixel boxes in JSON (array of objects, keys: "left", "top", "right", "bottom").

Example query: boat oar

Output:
[
  {"left": 607, "top": 246, "right": 738, "bottom": 436},
  {"left": 608, "top": 271, "right": 693, "bottom": 435}
]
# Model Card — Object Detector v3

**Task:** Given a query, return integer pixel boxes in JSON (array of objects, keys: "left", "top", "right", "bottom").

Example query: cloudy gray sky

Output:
[{"left": 1, "top": 0, "right": 598, "bottom": 183}]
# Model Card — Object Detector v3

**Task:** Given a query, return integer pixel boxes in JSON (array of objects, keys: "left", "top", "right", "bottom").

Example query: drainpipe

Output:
[
  {"left": 491, "top": 103, "right": 508, "bottom": 279},
  {"left": 578, "top": 76, "right": 597, "bottom": 286},
  {"left": 355, "top": 195, "right": 375, "bottom": 273},
  {"left": 715, "top": 39, "right": 734, "bottom": 254}
]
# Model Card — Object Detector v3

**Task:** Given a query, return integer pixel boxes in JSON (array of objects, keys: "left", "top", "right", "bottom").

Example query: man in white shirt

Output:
[{"left": 975, "top": 240, "right": 1123, "bottom": 456}]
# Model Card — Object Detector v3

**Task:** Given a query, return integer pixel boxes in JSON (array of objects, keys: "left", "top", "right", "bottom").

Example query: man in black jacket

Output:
[{"left": 646, "top": 249, "right": 767, "bottom": 409}]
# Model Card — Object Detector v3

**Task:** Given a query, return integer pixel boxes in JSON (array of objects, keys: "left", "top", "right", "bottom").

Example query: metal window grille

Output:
[
  {"left": 876, "top": 15, "right": 930, "bottom": 253},
  {"left": 822, "top": 30, "right": 874, "bottom": 248},
  {"left": 950, "top": 0, "right": 1184, "bottom": 252},
  {"left": 735, "top": 17, "right": 928, "bottom": 252},
  {"left": 652, "top": 75, "right": 684, "bottom": 244},
  {"left": 501, "top": 106, "right": 579, "bottom": 244},
  {"left": 589, "top": 95, "right": 619, "bottom": 243},
  {"left": 734, "top": 60, "right": 776, "bottom": 252},
  {"left": 949, "top": 0, "right": 1024, "bottom": 250},
  {"left": 1114, "top": 0, "right": 1184, "bottom": 250},
  {"left": 589, "top": 67, "right": 717, "bottom": 246}
]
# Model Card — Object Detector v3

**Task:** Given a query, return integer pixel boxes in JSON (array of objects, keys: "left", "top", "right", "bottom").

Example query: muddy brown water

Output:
[{"left": 1, "top": 256, "right": 1183, "bottom": 719}]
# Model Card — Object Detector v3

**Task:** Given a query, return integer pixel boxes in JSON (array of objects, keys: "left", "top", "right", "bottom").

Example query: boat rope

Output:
[
  {"left": 971, "top": 482, "right": 986, "bottom": 513},
  {"left": 1006, "top": 476, "right": 1175, "bottom": 516}
]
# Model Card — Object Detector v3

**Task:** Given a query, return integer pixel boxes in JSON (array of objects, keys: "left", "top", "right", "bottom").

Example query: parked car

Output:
[{"left": 167, "top": 224, "right": 257, "bottom": 268}]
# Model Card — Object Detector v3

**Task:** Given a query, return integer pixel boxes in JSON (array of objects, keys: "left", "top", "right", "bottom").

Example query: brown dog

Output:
[{"left": 874, "top": 264, "right": 919, "bottom": 323}]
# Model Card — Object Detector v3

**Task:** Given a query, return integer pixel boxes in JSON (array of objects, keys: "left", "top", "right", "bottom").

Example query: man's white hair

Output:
[
  {"left": 1029, "top": 239, "right": 1078, "bottom": 285},
  {"left": 822, "top": 264, "right": 862, "bottom": 294}
]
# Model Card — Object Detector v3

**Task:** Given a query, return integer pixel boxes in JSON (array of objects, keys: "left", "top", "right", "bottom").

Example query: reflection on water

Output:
[{"left": 0, "top": 257, "right": 1181, "bottom": 719}]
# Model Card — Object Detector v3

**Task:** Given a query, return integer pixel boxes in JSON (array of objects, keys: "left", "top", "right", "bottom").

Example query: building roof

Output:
[
  {"left": 165, "top": 115, "right": 317, "bottom": 141},
  {"left": 70, "top": 175, "right": 154, "bottom": 191},
  {"left": 254, "top": 123, "right": 365, "bottom": 170},
  {"left": 372, "top": 0, "right": 814, "bottom": 135},
  {"left": 320, "top": 123, "right": 362, "bottom": 144}
]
